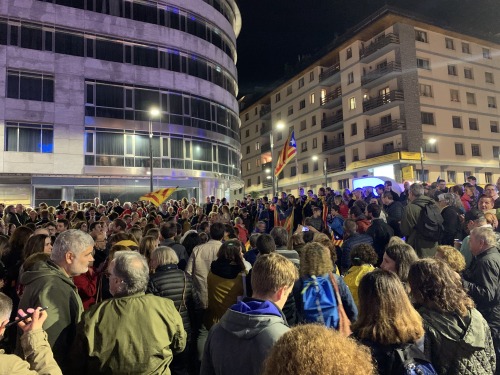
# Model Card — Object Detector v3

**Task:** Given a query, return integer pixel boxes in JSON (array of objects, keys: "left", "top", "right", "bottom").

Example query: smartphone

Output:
[
  {"left": 5, "top": 307, "right": 49, "bottom": 328},
  {"left": 302, "top": 227, "right": 309, "bottom": 232}
]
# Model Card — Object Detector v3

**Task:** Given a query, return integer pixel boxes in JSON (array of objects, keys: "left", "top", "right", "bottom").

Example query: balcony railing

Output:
[
  {"left": 260, "top": 123, "right": 271, "bottom": 135},
  {"left": 361, "top": 61, "right": 402, "bottom": 85},
  {"left": 360, "top": 33, "right": 400, "bottom": 59},
  {"left": 321, "top": 112, "right": 343, "bottom": 129},
  {"left": 363, "top": 90, "right": 404, "bottom": 112},
  {"left": 322, "top": 138, "right": 345, "bottom": 152},
  {"left": 326, "top": 163, "right": 346, "bottom": 173},
  {"left": 320, "top": 87, "right": 342, "bottom": 106},
  {"left": 364, "top": 120, "right": 406, "bottom": 139},
  {"left": 259, "top": 105, "right": 271, "bottom": 118},
  {"left": 366, "top": 147, "right": 407, "bottom": 159},
  {"left": 319, "top": 63, "right": 340, "bottom": 82}
]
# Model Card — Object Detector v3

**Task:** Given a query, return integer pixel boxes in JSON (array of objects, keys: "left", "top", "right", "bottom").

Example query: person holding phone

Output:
[{"left": 0, "top": 293, "right": 62, "bottom": 374}]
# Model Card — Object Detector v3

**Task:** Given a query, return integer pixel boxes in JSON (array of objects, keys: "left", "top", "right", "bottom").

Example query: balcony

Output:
[
  {"left": 319, "top": 63, "right": 341, "bottom": 85},
  {"left": 326, "top": 163, "right": 346, "bottom": 173},
  {"left": 359, "top": 33, "right": 400, "bottom": 63},
  {"left": 259, "top": 105, "right": 271, "bottom": 119},
  {"left": 364, "top": 120, "right": 406, "bottom": 141},
  {"left": 261, "top": 143, "right": 271, "bottom": 153},
  {"left": 321, "top": 112, "right": 344, "bottom": 132},
  {"left": 263, "top": 180, "right": 273, "bottom": 188},
  {"left": 260, "top": 123, "right": 271, "bottom": 136},
  {"left": 361, "top": 61, "right": 402, "bottom": 87},
  {"left": 320, "top": 87, "right": 342, "bottom": 108},
  {"left": 366, "top": 147, "right": 407, "bottom": 159},
  {"left": 363, "top": 90, "right": 404, "bottom": 114},
  {"left": 322, "top": 138, "right": 345, "bottom": 154}
]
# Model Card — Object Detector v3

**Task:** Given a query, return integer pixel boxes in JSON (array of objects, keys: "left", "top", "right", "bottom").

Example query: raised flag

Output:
[
  {"left": 139, "top": 187, "right": 177, "bottom": 207},
  {"left": 274, "top": 131, "right": 297, "bottom": 177}
]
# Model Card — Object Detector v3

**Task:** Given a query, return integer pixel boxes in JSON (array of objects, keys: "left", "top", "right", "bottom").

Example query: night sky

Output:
[{"left": 235, "top": 0, "right": 500, "bottom": 97}]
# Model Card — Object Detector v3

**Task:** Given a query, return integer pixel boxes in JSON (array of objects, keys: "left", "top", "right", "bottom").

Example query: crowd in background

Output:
[{"left": 0, "top": 174, "right": 499, "bottom": 374}]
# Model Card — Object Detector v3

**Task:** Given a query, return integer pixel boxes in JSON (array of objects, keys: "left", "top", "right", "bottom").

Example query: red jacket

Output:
[
  {"left": 73, "top": 267, "right": 98, "bottom": 310},
  {"left": 235, "top": 224, "right": 249, "bottom": 244}
]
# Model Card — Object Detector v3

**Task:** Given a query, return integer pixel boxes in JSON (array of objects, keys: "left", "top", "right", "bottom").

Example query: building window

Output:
[
  {"left": 275, "top": 93, "right": 280, "bottom": 103},
  {"left": 247, "top": 178, "right": 251, "bottom": 187},
  {"left": 490, "top": 121, "right": 499, "bottom": 133},
  {"left": 298, "top": 77, "right": 304, "bottom": 89},
  {"left": 300, "top": 120, "right": 307, "bottom": 131},
  {"left": 455, "top": 143, "right": 465, "bottom": 155},
  {"left": 351, "top": 123, "right": 357, "bottom": 136},
  {"left": 301, "top": 141, "right": 307, "bottom": 152},
  {"left": 245, "top": 129, "right": 250, "bottom": 137},
  {"left": 246, "top": 145, "right": 250, "bottom": 154},
  {"left": 445, "top": 38, "right": 455, "bottom": 50},
  {"left": 338, "top": 178, "right": 349, "bottom": 190},
  {"left": 353, "top": 148, "right": 359, "bottom": 161},
  {"left": 447, "top": 170, "right": 456, "bottom": 183},
  {"left": 254, "top": 107, "right": 258, "bottom": 115},
  {"left": 310, "top": 93, "right": 315, "bottom": 104},
  {"left": 485, "top": 72, "right": 494, "bottom": 84},
  {"left": 448, "top": 65, "right": 457, "bottom": 76},
  {"left": 246, "top": 162, "right": 251, "bottom": 171},
  {"left": 256, "top": 124, "right": 259, "bottom": 133},
  {"left": 255, "top": 142, "right": 260, "bottom": 150},
  {"left": 423, "top": 139, "right": 438, "bottom": 153},
  {"left": 309, "top": 71, "right": 314, "bottom": 82},
  {"left": 313, "top": 161, "right": 319, "bottom": 171},
  {"left": 469, "top": 118, "right": 478, "bottom": 131},
  {"left": 419, "top": 84, "right": 433, "bottom": 97},
  {"left": 7, "top": 69, "right": 54, "bottom": 102},
  {"left": 312, "top": 115, "right": 317, "bottom": 126},
  {"left": 421, "top": 112, "right": 435, "bottom": 125},
  {"left": 462, "top": 42, "right": 470, "bottom": 54},
  {"left": 416, "top": 58, "right": 430, "bottom": 69},
  {"left": 299, "top": 99, "right": 306, "bottom": 110},
  {"left": 466, "top": 92, "right": 476, "bottom": 105},
  {"left": 286, "top": 85, "right": 292, "bottom": 96},
  {"left": 485, "top": 172, "right": 493, "bottom": 184},
  {"left": 320, "top": 89, "right": 326, "bottom": 102},
  {"left": 452, "top": 116, "right": 462, "bottom": 129},
  {"left": 287, "top": 105, "right": 293, "bottom": 116},
  {"left": 347, "top": 72, "right": 354, "bottom": 84},
  {"left": 290, "top": 166, "right": 297, "bottom": 177},
  {"left": 488, "top": 96, "right": 497, "bottom": 108},
  {"left": 257, "top": 176, "right": 261, "bottom": 185},
  {"left": 483, "top": 48, "right": 491, "bottom": 59},
  {"left": 245, "top": 113, "right": 249, "bottom": 121},
  {"left": 312, "top": 138, "right": 317, "bottom": 149},
  {"left": 346, "top": 47, "right": 352, "bottom": 59},
  {"left": 464, "top": 68, "right": 474, "bottom": 79},
  {"left": 464, "top": 171, "right": 472, "bottom": 180},
  {"left": 493, "top": 146, "right": 500, "bottom": 158},
  {"left": 450, "top": 89, "right": 460, "bottom": 102},
  {"left": 471, "top": 144, "right": 481, "bottom": 157},
  {"left": 302, "top": 163, "right": 309, "bottom": 174},
  {"left": 415, "top": 30, "right": 428, "bottom": 43},
  {"left": 5, "top": 122, "right": 53, "bottom": 153},
  {"left": 349, "top": 97, "right": 356, "bottom": 110}
]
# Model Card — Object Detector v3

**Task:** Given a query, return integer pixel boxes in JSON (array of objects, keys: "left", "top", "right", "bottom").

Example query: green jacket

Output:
[
  {"left": 419, "top": 307, "right": 496, "bottom": 375},
  {"left": 18, "top": 260, "right": 83, "bottom": 372},
  {"left": 401, "top": 195, "right": 439, "bottom": 257},
  {"left": 0, "top": 329, "right": 62, "bottom": 375},
  {"left": 73, "top": 292, "right": 186, "bottom": 374}
]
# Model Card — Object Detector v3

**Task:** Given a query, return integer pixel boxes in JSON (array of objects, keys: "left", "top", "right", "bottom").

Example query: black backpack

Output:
[
  {"left": 394, "top": 343, "right": 437, "bottom": 375},
  {"left": 414, "top": 201, "right": 443, "bottom": 242}
]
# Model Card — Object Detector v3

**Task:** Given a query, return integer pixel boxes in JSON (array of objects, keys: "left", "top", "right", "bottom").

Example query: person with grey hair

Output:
[
  {"left": 401, "top": 183, "right": 441, "bottom": 257},
  {"left": 147, "top": 247, "right": 194, "bottom": 375},
  {"left": 463, "top": 226, "right": 500, "bottom": 371},
  {"left": 437, "top": 193, "right": 463, "bottom": 246},
  {"left": 0, "top": 292, "right": 62, "bottom": 374},
  {"left": 73, "top": 251, "right": 186, "bottom": 374},
  {"left": 18, "top": 229, "right": 94, "bottom": 372}
]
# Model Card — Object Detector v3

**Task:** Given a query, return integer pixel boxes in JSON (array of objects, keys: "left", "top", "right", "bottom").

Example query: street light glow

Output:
[
  {"left": 265, "top": 168, "right": 271, "bottom": 173},
  {"left": 428, "top": 138, "right": 437, "bottom": 144},
  {"left": 149, "top": 107, "right": 161, "bottom": 118},
  {"left": 312, "top": 155, "right": 319, "bottom": 161},
  {"left": 276, "top": 121, "right": 285, "bottom": 130},
  {"left": 266, "top": 175, "right": 272, "bottom": 179}
]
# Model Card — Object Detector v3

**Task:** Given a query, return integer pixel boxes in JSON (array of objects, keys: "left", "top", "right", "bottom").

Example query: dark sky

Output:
[{"left": 235, "top": 0, "right": 500, "bottom": 96}]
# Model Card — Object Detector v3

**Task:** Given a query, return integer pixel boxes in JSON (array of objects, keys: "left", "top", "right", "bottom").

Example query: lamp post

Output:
[
  {"left": 419, "top": 138, "right": 436, "bottom": 182},
  {"left": 313, "top": 156, "right": 328, "bottom": 188},
  {"left": 270, "top": 121, "right": 285, "bottom": 197},
  {"left": 148, "top": 107, "right": 161, "bottom": 192}
]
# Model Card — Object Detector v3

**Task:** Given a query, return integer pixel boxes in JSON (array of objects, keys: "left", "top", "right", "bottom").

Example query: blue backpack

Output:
[
  {"left": 301, "top": 274, "right": 339, "bottom": 328},
  {"left": 395, "top": 343, "right": 437, "bottom": 375}
]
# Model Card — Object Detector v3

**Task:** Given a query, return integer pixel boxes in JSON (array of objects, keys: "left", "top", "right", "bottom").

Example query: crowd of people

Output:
[{"left": 0, "top": 175, "right": 499, "bottom": 374}]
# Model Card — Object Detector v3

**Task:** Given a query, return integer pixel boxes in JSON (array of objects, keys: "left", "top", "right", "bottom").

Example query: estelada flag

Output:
[
  {"left": 274, "top": 131, "right": 297, "bottom": 176},
  {"left": 139, "top": 187, "right": 177, "bottom": 207}
]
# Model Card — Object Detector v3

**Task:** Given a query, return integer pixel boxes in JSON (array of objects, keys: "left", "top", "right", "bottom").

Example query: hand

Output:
[{"left": 17, "top": 307, "right": 47, "bottom": 334}]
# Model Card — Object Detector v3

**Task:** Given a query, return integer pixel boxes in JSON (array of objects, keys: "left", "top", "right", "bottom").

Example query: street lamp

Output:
[
  {"left": 420, "top": 138, "right": 436, "bottom": 182},
  {"left": 148, "top": 107, "right": 161, "bottom": 192},
  {"left": 270, "top": 121, "right": 285, "bottom": 197},
  {"left": 313, "top": 156, "right": 328, "bottom": 188}
]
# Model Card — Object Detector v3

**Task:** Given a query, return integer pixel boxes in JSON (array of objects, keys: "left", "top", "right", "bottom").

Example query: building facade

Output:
[
  {"left": 240, "top": 8, "right": 500, "bottom": 197},
  {"left": 0, "top": 0, "right": 242, "bottom": 205}
]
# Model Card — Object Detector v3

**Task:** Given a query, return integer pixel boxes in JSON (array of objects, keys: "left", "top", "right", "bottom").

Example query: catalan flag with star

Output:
[
  {"left": 139, "top": 187, "right": 177, "bottom": 207},
  {"left": 274, "top": 131, "right": 297, "bottom": 176}
]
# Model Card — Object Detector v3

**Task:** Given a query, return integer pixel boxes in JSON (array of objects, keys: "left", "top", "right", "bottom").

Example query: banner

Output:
[
  {"left": 274, "top": 131, "right": 297, "bottom": 176},
  {"left": 139, "top": 187, "right": 177, "bottom": 207}
]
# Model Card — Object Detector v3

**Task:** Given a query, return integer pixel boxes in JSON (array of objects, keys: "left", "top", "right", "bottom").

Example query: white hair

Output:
[
  {"left": 112, "top": 251, "right": 149, "bottom": 296},
  {"left": 51, "top": 229, "right": 94, "bottom": 263}
]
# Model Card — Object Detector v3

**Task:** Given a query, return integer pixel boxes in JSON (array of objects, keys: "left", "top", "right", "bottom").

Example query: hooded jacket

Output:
[
  {"left": 18, "top": 260, "right": 83, "bottom": 372},
  {"left": 200, "top": 299, "right": 289, "bottom": 375},
  {"left": 419, "top": 307, "right": 496, "bottom": 375}
]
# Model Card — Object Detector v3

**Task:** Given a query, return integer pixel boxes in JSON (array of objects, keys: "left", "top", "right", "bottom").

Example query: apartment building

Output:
[
  {"left": 0, "top": 0, "right": 242, "bottom": 205},
  {"left": 240, "top": 7, "right": 500, "bottom": 197}
]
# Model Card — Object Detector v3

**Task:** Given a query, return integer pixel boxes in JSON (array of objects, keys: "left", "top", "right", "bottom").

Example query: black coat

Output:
[
  {"left": 440, "top": 205, "right": 463, "bottom": 245},
  {"left": 385, "top": 201, "right": 404, "bottom": 237},
  {"left": 366, "top": 218, "right": 394, "bottom": 263}
]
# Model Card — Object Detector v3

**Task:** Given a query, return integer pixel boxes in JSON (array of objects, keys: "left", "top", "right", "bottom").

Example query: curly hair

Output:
[
  {"left": 300, "top": 242, "right": 333, "bottom": 278},
  {"left": 408, "top": 259, "right": 474, "bottom": 317},
  {"left": 261, "top": 324, "right": 375, "bottom": 375},
  {"left": 312, "top": 232, "right": 337, "bottom": 265},
  {"left": 435, "top": 245, "right": 466, "bottom": 273},
  {"left": 350, "top": 243, "right": 378, "bottom": 266},
  {"left": 352, "top": 269, "right": 424, "bottom": 345}
]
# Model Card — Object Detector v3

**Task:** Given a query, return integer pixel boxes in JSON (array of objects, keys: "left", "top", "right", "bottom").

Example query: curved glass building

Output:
[{"left": 0, "top": 0, "right": 242, "bottom": 205}]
